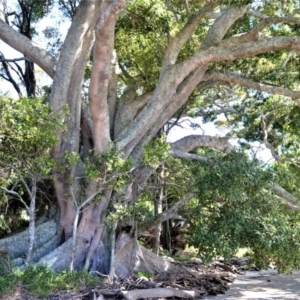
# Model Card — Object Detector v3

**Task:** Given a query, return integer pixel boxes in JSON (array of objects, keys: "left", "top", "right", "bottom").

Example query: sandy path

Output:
[{"left": 204, "top": 270, "right": 300, "bottom": 300}]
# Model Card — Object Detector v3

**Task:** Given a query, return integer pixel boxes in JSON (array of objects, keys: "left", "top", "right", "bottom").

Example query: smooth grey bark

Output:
[
  {"left": 153, "top": 166, "right": 164, "bottom": 255},
  {"left": 38, "top": 238, "right": 74, "bottom": 272},
  {"left": 172, "top": 135, "right": 234, "bottom": 153},
  {"left": 0, "top": 19, "right": 57, "bottom": 77},
  {"left": 0, "top": 220, "right": 57, "bottom": 259},
  {"left": 25, "top": 177, "right": 37, "bottom": 265}
]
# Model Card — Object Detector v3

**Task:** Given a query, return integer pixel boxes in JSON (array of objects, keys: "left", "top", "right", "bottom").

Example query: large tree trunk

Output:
[{"left": 2, "top": 0, "right": 300, "bottom": 280}]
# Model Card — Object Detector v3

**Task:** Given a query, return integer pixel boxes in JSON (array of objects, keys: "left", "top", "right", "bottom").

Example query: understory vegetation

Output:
[{"left": 0, "top": 266, "right": 99, "bottom": 298}]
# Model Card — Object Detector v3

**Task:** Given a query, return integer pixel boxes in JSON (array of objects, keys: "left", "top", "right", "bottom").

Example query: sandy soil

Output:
[{"left": 204, "top": 270, "right": 300, "bottom": 300}]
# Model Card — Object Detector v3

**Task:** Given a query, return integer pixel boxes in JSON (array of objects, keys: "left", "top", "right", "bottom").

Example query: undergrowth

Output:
[{"left": 0, "top": 266, "right": 100, "bottom": 298}]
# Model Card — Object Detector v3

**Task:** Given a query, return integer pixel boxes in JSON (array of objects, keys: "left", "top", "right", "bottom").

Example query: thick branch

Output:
[
  {"left": 246, "top": 10, "right": 268, "bottom": 19},
  {"left": 116, "top": 7, "right": 245, "bottom": 155},
  {"left": 176, "top": 36, "right": 300, "bottom": 88},
  {"left": 0, "top": 19, "right": 56, "bottom": 77},
  {"left": 203, "top": 71, "right": 300, "bottom": 104},
  {"left": 274, "top": 184, "right": 300, "bottom": 211},
  {"left": 170, "top": 150, "right": 211, "bottom": 163},
  {"left": 114, "top": 90, "right": 151, "bottom": 139},
  {"left": 200, "top": 5, "right": 248, "bottom": 50},
  {"left": 162, "top": 1, "right": 218, "bottom": 68},
  {"left": 220, "top": 15, "right": 300, "bottom": 48},
  {"left": 171, "top": 135, "right": 234, "bottom": 154},
  {"left": 249, "top": 16, "right": 300, "bottom": 38},
  {"left": 89, "top": 0, "right": 126, "bottom": 151}
]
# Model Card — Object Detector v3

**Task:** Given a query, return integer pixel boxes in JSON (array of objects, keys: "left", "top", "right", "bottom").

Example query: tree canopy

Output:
[{"left": 0, "top": 0, "right": 300, "bottom": 282}]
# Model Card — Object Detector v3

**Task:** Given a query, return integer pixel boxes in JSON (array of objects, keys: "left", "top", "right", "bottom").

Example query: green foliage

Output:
[
  {"left": 133, "top": 271, "right": 153, "bottom": 278},
  {"left": 178, "top": 151, "right": 300, "bottom": 273},
  {"left": 107, "top": 198, "right": 154, "bottom": 226},
  {"left": 0, "top": 97, "right": 64, "bottom": 195},
  {"left": 0, "top": 97, "right": 64, "bottom": 179},
  {"left": 0, "top": 97, "right": 65, "bottom": 233},
  {"left": 143, "top": 135, "right": 170, "bottom": 168},
  {"left": 84, "top": 146, "right": 133, "bottom": 188},
  {"left": 191, "top": 151, "right": 274, "bottom": 201},
  {"left": 0, "top": 266, "right": 100, "bottom": 298}
]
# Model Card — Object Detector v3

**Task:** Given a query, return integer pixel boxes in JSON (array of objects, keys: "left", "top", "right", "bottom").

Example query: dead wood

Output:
[
  {"left": 122, "top": 287, "right": 201, "bottom": 300},
  {"left": 3, "top": 259, "right": 239, "bottom": 299}
]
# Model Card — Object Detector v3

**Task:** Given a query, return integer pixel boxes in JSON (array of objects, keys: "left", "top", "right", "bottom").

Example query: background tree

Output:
[
  {"left": 0, "top": 0, "right": 300, "bottom": 284},
  {"left": 0, "top": 0, "right": 53, "bottom": 97}
]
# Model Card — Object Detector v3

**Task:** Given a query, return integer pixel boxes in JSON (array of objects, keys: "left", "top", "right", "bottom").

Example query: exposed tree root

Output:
[
  {"left": 37, "top": 238, "right": 73, "bottom": 271},
  {"left": 114, "top": 238, "right": 184, "bottom": 278},
  {"left": 0, "top": 220, "right": 57, "bottom": 260}
]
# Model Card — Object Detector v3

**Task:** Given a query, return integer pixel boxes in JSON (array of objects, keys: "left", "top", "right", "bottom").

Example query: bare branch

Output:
[
  {"left": 281, "top": 51, "right": 295, "bottom": 69},
  {"left": 2, "top": 187, "right": 29, "bottom": 211},
  {"left": 249, "top": 16, "right": 300, "bottom": 38},
  {"left": 0, "top": 56, "right": 32, "bottom": 63},
  {"left": 0, "top": 57, "right": 23, "bottom": 96},
  {"left": 123, "top": 287, "right": 201, "bottom": 300}
]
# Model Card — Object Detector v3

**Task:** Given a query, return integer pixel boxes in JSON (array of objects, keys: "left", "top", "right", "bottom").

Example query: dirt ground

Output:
[{"left": 204, "top": 270, "right": 300, "bottom": 300}]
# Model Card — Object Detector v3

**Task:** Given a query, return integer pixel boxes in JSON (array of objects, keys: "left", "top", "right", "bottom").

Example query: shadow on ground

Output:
[{"left": 204, "top": 270, "right": 300, "bottom": 300}]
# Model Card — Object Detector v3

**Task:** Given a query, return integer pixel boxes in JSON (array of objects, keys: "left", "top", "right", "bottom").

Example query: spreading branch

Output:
[
  {"left": 200, "top": 5, "right": 248, "bottom": 51},
  {"left": 162, "top": 1, "right": 218, "bottom": 68},
  {"left": 203, "top": 71, "right": 300, "bottom": 104},
  {"left": 175, "top": 36, "right": 300, "bottom": 88},
  {"left": 0, "top": 19, "right": 56, "bottom": 77},
  {"left": 171, "top": 135, "right": 234, "bottom": 154},
  {"left": 170, "top": 150, "right": 211, "bottom": 163},
  {"left": 116, "top": 6, "right": 247, "bottom": 154}
]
